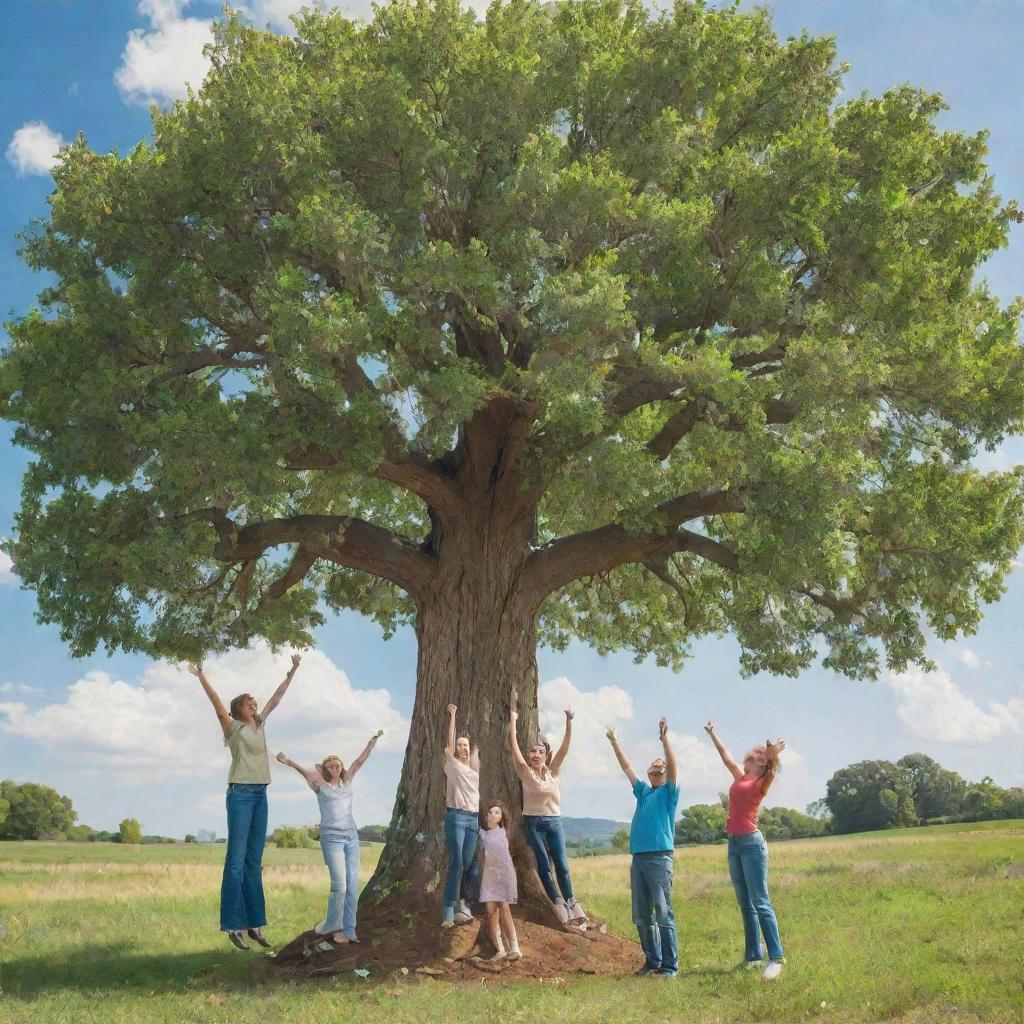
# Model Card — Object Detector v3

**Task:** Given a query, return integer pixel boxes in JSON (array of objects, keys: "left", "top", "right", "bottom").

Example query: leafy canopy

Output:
[{"left": 2, "top": 0, "right": 1023, "bottom": 679}]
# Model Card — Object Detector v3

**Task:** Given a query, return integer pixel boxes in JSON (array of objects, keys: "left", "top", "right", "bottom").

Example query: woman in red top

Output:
[{"left": 705, "top": 721, "right": 787, "bottom": 980}]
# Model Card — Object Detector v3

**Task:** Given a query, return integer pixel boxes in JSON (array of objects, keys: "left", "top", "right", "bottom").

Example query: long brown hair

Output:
[
  {"left": 229, "top": 693, "right": 262, "bottom": 726},
  {"left": 481, "top": 800, "right": 512, "bottom": 830}
]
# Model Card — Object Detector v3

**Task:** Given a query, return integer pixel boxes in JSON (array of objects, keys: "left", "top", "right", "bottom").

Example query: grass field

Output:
[{"left": 1, "top": 821, "right": 1022, "bottom": 1024}]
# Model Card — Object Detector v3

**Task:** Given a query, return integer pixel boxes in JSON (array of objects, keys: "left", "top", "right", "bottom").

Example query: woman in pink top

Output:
[{"left": 705, "top": 721, "right": 787, "bottom": 980}]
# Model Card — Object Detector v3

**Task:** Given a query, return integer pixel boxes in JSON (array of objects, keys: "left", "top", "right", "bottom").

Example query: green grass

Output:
[{"left": 1, "top": 822, "right": 1022, "bottom": 1024}]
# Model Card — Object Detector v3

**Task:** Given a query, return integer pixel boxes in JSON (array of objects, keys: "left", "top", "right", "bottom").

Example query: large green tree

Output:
[
  {"left": 0, "top": 781, "right": 76, "bottom": 840},
  {"left": 825, "top": 759, "right": 918, "bottom": 833},
  {"left": 897, "top": 752, "right": 967, "bottom": 820},
  {"left": 3, "top": 0, "right": 1023, "bottom": 934}
]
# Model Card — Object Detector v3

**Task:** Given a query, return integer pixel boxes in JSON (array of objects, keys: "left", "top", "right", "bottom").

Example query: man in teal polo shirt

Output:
[{"left": 607, "top": 717, "right": 679, "bottom": 976}]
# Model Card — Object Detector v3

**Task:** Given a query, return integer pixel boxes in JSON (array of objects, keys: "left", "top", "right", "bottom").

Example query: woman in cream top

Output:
[
  {"left": 507, "top": 687, "right": 587, "bottom": 925},
  {"left": 190, "top": 654, "right": 302, "bottom": 950},
  {"left": 440, "top": 702, "right": 480, "bottom": 927}
]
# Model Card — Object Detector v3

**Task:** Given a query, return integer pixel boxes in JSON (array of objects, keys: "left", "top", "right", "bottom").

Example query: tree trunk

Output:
[{"left": 363, "top": 495, "right": 554, "bottom": 922}]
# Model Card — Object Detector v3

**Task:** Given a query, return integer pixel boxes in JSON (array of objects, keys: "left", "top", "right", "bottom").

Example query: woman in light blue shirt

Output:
[{"left": 277, "top": 731, "right": 382, "bottom": 946}]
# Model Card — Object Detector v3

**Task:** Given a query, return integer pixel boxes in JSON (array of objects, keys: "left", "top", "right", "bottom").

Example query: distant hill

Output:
[{"left": 560, "top": 817, "right": 629, "bottom": 841}]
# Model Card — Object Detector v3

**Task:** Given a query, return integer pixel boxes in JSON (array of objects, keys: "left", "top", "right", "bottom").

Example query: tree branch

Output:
[
  {"left": 185, "top": 509, "right": 435, "bottom": 601},
  {"left": 524, "top": 487, "right": 745, "bottom": 599}
]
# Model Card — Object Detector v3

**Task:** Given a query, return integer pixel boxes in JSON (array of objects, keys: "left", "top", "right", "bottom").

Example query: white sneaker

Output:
[
  {"left": 506, "top": 947, "right": 523, "bottom": 961},
  {"left": 763, "top": 959, "right": 784, "bottom": 981},
  {"left": 552, "top": 899, "right": 570, "bottom": 924},
  {"left": 566, "top": 897, "right": 587, "bottom": 923},
  {"left": 455, "top": 899, "right": 474, "bottom": 922},
  {"left": 487, "top": 950, "right": 507, "bottom": 963}
]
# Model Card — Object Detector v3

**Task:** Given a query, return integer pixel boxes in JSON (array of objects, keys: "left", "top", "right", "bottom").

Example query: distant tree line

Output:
[
  {"left": 825, "top": 753, "right": 1024, "bottom": 833},
  {"left": 271, "top": 824, "right": 392, "bottom": 848},
  {"left": 673, "top": 753, "right": 1024, "bottom": 845},
  {"left": 0, "top": 781, "right": 172, "bottom": 844}
]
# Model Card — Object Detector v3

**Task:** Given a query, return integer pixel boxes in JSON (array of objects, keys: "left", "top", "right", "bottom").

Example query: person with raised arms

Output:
[
  {"left": 189, "top": 653, "right": 302, "bottom": 950},
  {"left": 705, "top": 720, "right": 787, "bottom": 980},
  {"left": 507, "top": 687, "right": 586, "bottom": 925},
  {"left": 441, "top": 702, "right": 480, "bottom": 927},
  {"left": 606, "top": 717, "right": 680, "bottom": 977},
  {"left": 276, "top": 729, "right": 383, "bottom": 949}
]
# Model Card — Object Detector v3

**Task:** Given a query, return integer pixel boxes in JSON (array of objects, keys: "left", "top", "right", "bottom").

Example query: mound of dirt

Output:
[{"left": 272, "top": 909, "right": 641, "bottom": 983}]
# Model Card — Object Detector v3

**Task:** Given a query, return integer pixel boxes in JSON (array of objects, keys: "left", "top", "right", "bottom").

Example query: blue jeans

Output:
[
  {"left": 522, "top": 815, "right": 574, "bottom": 902},
  {"left": 728, "top": 830, "right": 784, "bottom": 961},
  {"left": 317, "top": 828, "right": 360, "bottom": 937},
  {"left": 443, "top": 808, "right": 479, "bottom": 908},
  {"left": 630, "top": 851, "right": 678, "bottom": 972},
  {"left": 220, "top": 783, "right": 268, "bottom": 932}
]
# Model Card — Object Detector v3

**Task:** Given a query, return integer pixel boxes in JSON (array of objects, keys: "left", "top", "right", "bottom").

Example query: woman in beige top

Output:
[
  {"left": 508, "top": 688, "right": 587, "bottom": 925},
  {"left": 441, "top": 702, "right": 480, "bottom": 927},
  {"left": 190, "top": 654, "right": 302, "bottom": 950}
]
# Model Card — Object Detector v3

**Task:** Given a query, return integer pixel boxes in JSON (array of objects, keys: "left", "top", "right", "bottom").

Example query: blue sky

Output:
[{"left": 1, "top": 1, "right": 1022, "bottom": 839}]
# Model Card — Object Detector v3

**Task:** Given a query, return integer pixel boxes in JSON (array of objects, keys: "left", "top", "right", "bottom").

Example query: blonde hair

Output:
[
  {"left": 746, "top": 745, "right": 780, "bottom": 795},
  {"left": 318, "top": 755, "right": 344, "bottom": 778}
]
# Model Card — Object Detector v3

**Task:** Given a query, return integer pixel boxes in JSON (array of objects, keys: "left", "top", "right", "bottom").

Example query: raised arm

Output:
[
  {"left": 344, "top": 730, "right": 383, "bottom": 783},
  {"left": 704, "top": 721, "right": 742, "bottom": 780},
  {"left": 262, "top": 653, "right": 302, "bottom": 720},
  {"left": 761, "top": 738, "right": 786, "bottom": 794},
  {"left": 549, "top": 707, "right": 574, "bottom": 772},
  {"left": 659, "top": 717, "right": 677, "bottom": 785},
  {"left": 275, "top": 751, "right": 323, "bottom": 789},
  {"left": 507, "top": 688, "right": 528, "bottom": 770},
  {"left": 606, "top": 727, "right": 639, "bottom": 787},
  {"left": 188, "top": 663, "right": 232, "bottom": 738},
  {"left": 444, "top": 704, "right": 457, "bottom": 759}
]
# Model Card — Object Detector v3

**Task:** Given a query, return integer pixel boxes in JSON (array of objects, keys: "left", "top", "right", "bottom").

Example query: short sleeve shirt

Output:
[{"left": 630, "top": 778, "right": 679, "bottom": 853}]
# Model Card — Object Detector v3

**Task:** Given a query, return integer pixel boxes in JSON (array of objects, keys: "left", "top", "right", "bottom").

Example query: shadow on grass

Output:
[{"left": 0, "top": 943, "right": 284, "bottom": 999}]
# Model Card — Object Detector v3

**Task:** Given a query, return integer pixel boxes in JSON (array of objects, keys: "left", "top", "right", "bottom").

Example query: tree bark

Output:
[{"left": 361, "top": 494, "right": 557, "bottom": 923}]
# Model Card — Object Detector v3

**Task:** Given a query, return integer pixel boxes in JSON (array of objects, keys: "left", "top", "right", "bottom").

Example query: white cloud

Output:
[
  {"left": 955, "top": 646, "right": 991, "bottom": 669},
  {"left": 0, "top": 551, "right": 15, "bottom": 585},
  {"left": 115, "top": 0, "right": 214, "bottom": 107},
  {"left": 5, "top": 122, "right": 65, "bottom": 176},
  {"left": 664, "top": 730, "right": 728, "bottom": 792},
  {"left": 0, "top": 642, "right": 408, "bottom": 782},
  {"left": 885, "top": 665, "right": 1023, "bottom": 744},
  {"left": 0, "top": 682, "right": 44, "bottom": 697},
  {"left": 245, "top": 0, "right": 492, "bottom": 30},
  {"left": 538, "top": 675, "right": 634, "bottom": 779}
]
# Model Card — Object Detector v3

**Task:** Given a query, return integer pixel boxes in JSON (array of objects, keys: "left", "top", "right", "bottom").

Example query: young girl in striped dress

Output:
[{"left": 478, "top": 802, "right": 522, "bottom": 962}]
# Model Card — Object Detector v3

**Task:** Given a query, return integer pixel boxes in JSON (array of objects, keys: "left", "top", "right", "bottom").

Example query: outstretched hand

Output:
[
  {"left": 187, "top": 663, "right": 201, "bottom": 677},
  {"left": 447, "top": 703, "right": 457, "bottom": 716},
  {"left": 565, "top": 707, "right": 575, "bottom": 721},
  {"left": 704, "top": 720, "right": 715, "bottom": 735},
  {"left": 374, "top": 729, "right": 384, "bottom": 740},
  {"left": 659, "top": 717, "right": 668, "bottom": 742},
  {"left": 767, "top": 738, "right": 786, "bottom": 758},
  {"left": 605, "top": 727, "right": 617, "bottom": 742},
  {"left": 290, "top": 653, "right": 302, "bottom": 670},
  {"left": 276, "top": 751, "right": 287, "bottom": 763}
]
